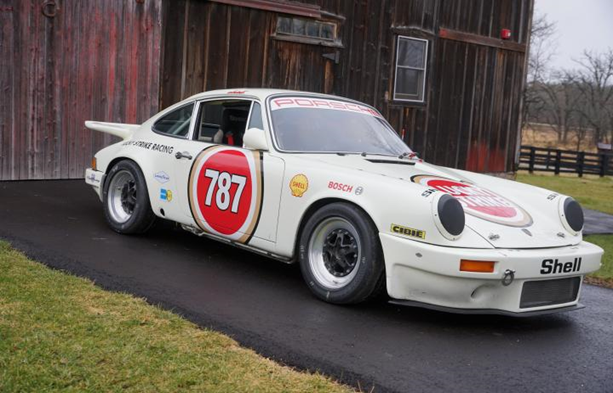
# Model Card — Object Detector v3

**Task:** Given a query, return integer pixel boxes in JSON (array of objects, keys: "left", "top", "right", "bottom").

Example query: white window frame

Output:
[{"left": 393, "top": 36, "right": 429, "bottom": 103}]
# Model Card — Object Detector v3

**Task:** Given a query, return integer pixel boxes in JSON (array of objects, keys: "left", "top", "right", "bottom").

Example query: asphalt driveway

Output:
[{"left": 0, "top": 180, "right": 612, "bottom": 392}]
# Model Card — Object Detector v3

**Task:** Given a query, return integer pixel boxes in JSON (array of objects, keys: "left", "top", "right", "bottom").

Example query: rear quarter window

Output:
[{"left": 152, "top": 103, "right": 194, "bottom": 138}]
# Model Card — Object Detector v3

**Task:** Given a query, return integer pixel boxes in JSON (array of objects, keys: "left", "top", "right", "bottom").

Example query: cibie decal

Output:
[
  {"left": 391, "top": 224, "right": 426, "bottom": 240},
  {"left": 160, "top": 189, "right": 173, "bottom": 202},
  {"left": 270, "top": 97, "right": 383, "bottom": 118},
  {"left": 411, "top": 175, "right": 533, "bottom": 227},
  {"left": 154, "top": 171, "right": 170, "bottom": 184},
  {"left": 189, "top": 146, "right": 263, "bottom": 244},
  {"left": 289, "top": 174, "right": 309, "bottom": 197}
]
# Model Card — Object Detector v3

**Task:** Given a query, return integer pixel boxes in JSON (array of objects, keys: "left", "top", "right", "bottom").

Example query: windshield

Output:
[{"left": 269, "top": 97, "right": 412, "bottom": 156}]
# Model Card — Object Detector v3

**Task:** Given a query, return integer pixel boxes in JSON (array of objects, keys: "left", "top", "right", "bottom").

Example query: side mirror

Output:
[{"left": 243, "top": 127, "right": 269, "bottom": 151}]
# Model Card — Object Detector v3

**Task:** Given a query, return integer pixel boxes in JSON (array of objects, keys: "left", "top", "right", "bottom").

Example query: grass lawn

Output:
[
  {"left": 517, "top": 173, "right": 613, "bottom": 287},
  {"left": 516, "top": 172, "right": 613, "bottom": 215},
  {"left": 0, "top": 242, "right": 351, "bottom": 393}
]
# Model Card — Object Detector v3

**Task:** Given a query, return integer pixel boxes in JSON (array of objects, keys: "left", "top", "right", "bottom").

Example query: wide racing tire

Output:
[
  {"left": 298, "top": 202, "right": 386, "bottom": 304},
  {"left": 103, "top": 160, "right": 156, "bottom": 234}
]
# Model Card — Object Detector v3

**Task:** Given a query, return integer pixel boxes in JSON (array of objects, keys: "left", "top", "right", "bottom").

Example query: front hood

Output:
[{"left": 308, "top": 154, "right": 579, "bottom": 249}]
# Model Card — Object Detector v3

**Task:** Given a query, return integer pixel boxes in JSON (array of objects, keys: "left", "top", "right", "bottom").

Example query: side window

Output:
[
  {"left": 152, "top": 103, "right": 194, "bottom": 137},
  {"left": 195, "top": 100, "right": 253, "bottom": 147},
  {"left": 248, "top": 102, "right": 264, "bottom": 130},
  {"left": 393, "top": 36, "right": 428, "bottom": 102}
]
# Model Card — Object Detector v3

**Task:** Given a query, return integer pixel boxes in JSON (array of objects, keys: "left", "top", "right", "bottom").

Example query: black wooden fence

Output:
[{"left": 518, "top": 146, "right": 613, "bottom": 177}]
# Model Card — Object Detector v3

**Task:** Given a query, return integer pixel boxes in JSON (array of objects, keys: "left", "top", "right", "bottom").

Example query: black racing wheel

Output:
[
  {"left": 103, "top": 160, "right": 156, "bottom": 234},
  {"left": 298, "top": 203, "right": 386, "bottom": 304}
]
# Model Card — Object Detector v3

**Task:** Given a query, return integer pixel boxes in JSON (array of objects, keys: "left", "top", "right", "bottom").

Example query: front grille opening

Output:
[{"left": 520, "top": 277, "right": 581, "bottom": 309}]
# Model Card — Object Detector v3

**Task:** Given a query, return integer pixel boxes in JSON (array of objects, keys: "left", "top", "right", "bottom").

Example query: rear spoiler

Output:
[{"left": 84, "top": 121, "right": 140, "bottom": 140}]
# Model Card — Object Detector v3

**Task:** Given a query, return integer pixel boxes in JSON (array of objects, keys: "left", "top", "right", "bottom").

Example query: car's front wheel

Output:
[
  {"left": 298, "top": 203, "right": 385, "bottom": 304},
  {"left": 103, "top": 160, "right": 156, "bottom": 234}
]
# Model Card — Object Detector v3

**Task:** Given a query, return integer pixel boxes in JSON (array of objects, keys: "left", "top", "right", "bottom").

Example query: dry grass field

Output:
[{"left": 522, "top": 123, "right": 597, "bottom": 152}]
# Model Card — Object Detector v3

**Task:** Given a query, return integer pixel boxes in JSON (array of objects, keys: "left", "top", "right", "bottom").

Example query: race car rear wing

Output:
[{"left": 84, "top": 121, "right": 140, "bottom": 140}]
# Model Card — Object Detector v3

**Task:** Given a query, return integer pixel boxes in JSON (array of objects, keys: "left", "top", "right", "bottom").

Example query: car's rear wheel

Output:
[
  {"left": 298, "top": 203, "right": 385, "bottom": 304},
  {"left": 103, "top": 160, "right": 156, "bottom": 234}
]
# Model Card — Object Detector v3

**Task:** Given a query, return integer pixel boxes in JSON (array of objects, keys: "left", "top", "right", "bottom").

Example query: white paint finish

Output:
[{"left": 84, "top": 88, "right": 605, "bottom": 313}]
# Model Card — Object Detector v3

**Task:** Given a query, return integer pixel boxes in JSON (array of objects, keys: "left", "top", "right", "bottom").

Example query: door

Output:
[{"left": 174, "top": 99, "right": 285, "bottom": 246}]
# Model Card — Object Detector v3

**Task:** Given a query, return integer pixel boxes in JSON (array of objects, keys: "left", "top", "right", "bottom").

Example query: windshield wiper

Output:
[{"left": 360, "top": 152, "right": 399, "bottom": 158}]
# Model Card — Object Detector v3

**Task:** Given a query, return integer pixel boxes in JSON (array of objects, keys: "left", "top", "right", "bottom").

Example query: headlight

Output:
[
  {"left": 559, "top": 197, "right": 584, "bottom": 235},
  {"left": 433, "top": 194, "right": 465, "bottom": 240}
]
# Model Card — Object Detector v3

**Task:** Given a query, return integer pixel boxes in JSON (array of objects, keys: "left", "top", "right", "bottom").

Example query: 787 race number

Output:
[{"left": 189, "top": 146, "right": 263, "bottom": 243}]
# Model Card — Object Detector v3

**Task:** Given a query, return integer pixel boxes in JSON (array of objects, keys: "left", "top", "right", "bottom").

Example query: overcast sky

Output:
[{"left": 535, "top": 0, "right": 613, "bottom": 70}]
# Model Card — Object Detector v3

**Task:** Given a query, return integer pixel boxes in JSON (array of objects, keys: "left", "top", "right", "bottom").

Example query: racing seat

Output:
[{"left": 217, "top": 109, "right": 248, "bottom": 147}]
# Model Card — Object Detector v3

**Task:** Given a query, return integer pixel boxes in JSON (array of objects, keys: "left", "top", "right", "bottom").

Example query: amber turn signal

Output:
[
  {"left": 91, "top": 157, "right": 97, "bottom": 171},
  {"left": 460, "top": 259, "right": 496, "bottom": 273}
]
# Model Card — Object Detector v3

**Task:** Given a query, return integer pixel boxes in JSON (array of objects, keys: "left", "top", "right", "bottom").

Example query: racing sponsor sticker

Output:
[
  {"left": 391, "top": 224, "right": 426, "bottom": 239},
  {"left": 122, "top": 140, "right": 174, "bottom": 154},
  {"left": 411, "top": 175, "right": 533, "bottom": 227},
  {"left": 270, "top": 97, "right": 383, "bottom": 118},
  {"left": 160, "top": 189, "right": 173, "bottom": 202},
  {"left": 154, "top": 171, "right": 170, "bottom": 184},
  {"left": 328, "top": 181, "right": 354, "bottom": 193},
  {"left": 188, "top": 146, "right": 264, "bottom": 244},
  {"left": 290, "top": 174, "right": 309, "bottom": 197}
]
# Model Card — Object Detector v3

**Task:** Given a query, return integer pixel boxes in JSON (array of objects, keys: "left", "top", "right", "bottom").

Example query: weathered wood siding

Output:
[
  {"left": 2, "top": 0, "right": 532, "bottom": 179},
  {"left": 0, "top": 0, "right": 163, "bottom": 180},
  {"left": 162, "top": 0, "right": 533, "bottom": 173}
]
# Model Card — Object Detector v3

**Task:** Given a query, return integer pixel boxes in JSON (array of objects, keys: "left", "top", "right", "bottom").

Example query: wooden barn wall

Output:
[
  {"left": 161, "top": 0, "right": 533, "bottom": 173},
  {"left": 0, "top": 0, "right": 163, "bottom": 180}
]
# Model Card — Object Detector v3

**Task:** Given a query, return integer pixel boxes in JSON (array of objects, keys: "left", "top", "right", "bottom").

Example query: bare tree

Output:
[
  {"left": 573, "top": 108, "right": 590, "bottom": 151},
  {"left": 569, "top": 50, "right": 613, "bottom": 144},
  {"left": 522, "top": 13, "right": 557, "bottom": 130},
  {"left": 541, "top": 72, "right": 582, "bottom": 142}
]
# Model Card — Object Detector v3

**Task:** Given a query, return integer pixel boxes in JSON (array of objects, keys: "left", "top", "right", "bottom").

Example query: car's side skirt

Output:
[{"left": 180, "top": 224, "right": 294, "bottom": 264}]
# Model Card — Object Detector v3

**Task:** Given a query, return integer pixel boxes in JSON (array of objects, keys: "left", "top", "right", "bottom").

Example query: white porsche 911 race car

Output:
[{"left": 85, "top": 89, "right": 603, "bottom": 316}]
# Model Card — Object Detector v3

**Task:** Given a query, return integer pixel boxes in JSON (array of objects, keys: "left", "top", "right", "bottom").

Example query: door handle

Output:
[{"left": 175, "top": 151, "right": 193, "bottom": 160}]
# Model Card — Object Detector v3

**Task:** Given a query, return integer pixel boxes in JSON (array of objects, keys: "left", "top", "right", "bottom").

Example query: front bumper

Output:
[
  {"left": 380, "top": 233, "right": 604, "bottom": 315},
  {"left": 85, "top": 168, "right": 105, "bottom": 201}
]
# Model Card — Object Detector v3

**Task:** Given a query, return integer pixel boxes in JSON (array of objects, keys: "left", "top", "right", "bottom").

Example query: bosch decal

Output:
[
  {"left": 328, "top": 181, "right": 354, "bottom": 193},
  {"left": 188, "top": 146, "right": 263, "bottom": 244},
  {"left": 290, "top": 174, "right": 309, "bottom": 197},
  {"left": 391, "top": 224, "right": 426, "bottom": 240},
  {"left": 541, "top": 258, "right": 582, "bottom": 274},
  {"left": 154, "top": 171, "right": 170, "bottom": 184},
  {"left": 411, "top": 175, "right": 533, "bottom": 227}
]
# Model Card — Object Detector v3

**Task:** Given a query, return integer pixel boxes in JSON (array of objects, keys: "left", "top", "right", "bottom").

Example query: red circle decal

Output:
[
  {"left": 412, "top": 175, "right": 532, "bottom": 227},
  {"left": 196, "top": 150, "right": 252, "bottom": 235},
  {"left": 426, "top": 179, "right": 518, "bottom": 219},
  {"left": 189, "top": 147, "right": 263, "bottom": 242}
]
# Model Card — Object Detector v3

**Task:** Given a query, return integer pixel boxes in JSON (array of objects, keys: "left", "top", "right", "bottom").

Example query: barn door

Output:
[{"left": 266, "top": 28, "right": 339, "bottom": 95}]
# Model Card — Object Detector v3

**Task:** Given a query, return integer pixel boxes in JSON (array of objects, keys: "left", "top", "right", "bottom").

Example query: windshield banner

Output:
[{"left": 270, "top": 97, "right": 383, "bottom": 118}]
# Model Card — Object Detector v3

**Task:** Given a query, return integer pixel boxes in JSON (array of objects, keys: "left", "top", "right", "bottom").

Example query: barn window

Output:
[
  {"left": 276, "top": 17, "right": 337, "bottom": 43},
  {"left": 394, "top": 36, "right": 428, "bottom": 103}
]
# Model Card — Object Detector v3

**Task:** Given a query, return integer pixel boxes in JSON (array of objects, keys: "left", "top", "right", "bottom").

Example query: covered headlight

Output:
[
  {"left": 559, "top": 197, "right": 584, "bottom": 235},
  {"left": 433, "top": 193, "right": 465, "bottom": 240}
]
